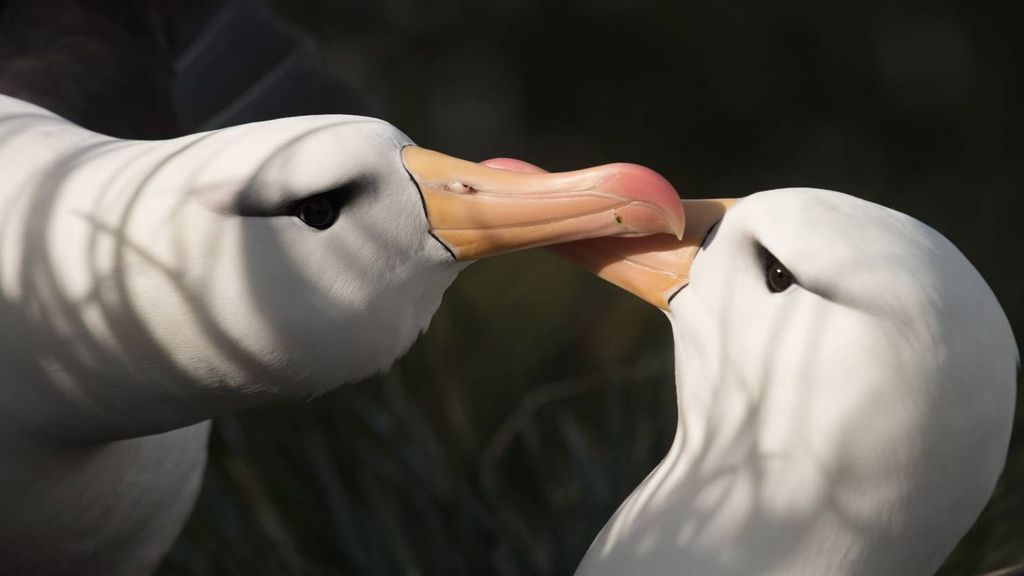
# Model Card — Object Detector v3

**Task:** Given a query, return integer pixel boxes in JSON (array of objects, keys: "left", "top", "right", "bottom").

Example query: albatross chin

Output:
[
  {"left": 555, "top": 187, "right": 1017, "bottom": 575},
  {"left": 0, "top": 94, "right": 684, "bottom": 574}
]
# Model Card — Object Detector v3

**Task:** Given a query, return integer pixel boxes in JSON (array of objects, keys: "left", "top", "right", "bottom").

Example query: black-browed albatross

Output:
[
  {"left": 569, "top": 190, "right": 1016, "bottom": 575},
  {"left": 0, "top": 1, "right": 685, "bottom": 574},
  {"left": 493, "top": 158, "right": 1017, "bottom": 575}
]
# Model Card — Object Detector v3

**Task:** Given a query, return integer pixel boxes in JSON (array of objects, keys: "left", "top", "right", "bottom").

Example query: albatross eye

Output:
[
  {"left": 296, "top": 197, "right": 339, "bottom": 230},
  {"left": 766, "top": 255, "right": 795, "bottom": 293}
]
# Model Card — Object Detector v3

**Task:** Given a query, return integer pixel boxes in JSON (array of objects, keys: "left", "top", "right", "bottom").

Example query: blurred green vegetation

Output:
[{"left": 161, "top": 0, "right": 1022, "bottom": 573}]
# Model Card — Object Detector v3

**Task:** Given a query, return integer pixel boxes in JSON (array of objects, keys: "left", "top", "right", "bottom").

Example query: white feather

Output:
[
  {"left": 0, "top": 94, "right": 464, "bottom": 575},
  {"left": 578, "top": 188, "right": 1017, "bottom": 576}
]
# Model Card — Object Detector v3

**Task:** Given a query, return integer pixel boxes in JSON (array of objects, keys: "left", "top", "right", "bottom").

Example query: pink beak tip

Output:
[{"left": 600, "top": 163, "right": 685, "bottom": 238}]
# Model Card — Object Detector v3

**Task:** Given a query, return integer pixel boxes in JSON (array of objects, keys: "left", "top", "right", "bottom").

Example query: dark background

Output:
[{"left": 159, "top": 1, "right": 1024, "bottom": 574}]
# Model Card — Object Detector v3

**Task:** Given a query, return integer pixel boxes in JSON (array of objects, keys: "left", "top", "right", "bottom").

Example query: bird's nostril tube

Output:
[{"left": 445, "top": 181, "right": 473, "bottom": 193}]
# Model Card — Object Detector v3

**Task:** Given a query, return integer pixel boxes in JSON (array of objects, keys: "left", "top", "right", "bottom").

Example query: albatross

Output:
[
  {"left": 0, "top": 3, "right": 689, "bottom": 572},
  {"left": 557, "top": 187, "right": 1017, "bottom": 575},
  {"left": 492, "top": 158, "right": 1017, "bottom": 574}
]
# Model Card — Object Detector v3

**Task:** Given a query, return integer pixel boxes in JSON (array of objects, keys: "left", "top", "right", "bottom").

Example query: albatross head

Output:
[
  {"left": 142, "top": 116, "right": 681, "bottom": 392},
  {"left": 2, "top": 102, "right": 682, "bottom": 440},
  {"left": 560, "top": 188, "right": 1017, "bottom": 575}
]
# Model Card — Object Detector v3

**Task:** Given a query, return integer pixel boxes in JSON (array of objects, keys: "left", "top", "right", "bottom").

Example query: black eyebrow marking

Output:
[
  {"left": 667, "top": 218, "right": 725, "bottom": 306},
  {"left": 700, "top": 220, "right": 722, "bottom": 250}
]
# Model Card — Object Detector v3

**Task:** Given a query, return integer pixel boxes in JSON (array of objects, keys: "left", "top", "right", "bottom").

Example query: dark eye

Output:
[
  {"left": 295, "top": 197, "right": 339, "bottom": 230},
  {"left": 765, "top": 255, "right": 795, "bottom": 293}
]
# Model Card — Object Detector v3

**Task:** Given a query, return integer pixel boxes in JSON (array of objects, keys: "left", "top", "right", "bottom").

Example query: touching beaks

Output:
[
  {"left": 469, "top": 155, "right": 734, "bottom": 310},
  {"left": 401, "top": 147, "right": 685, "bottom": 260},
  {"left": 551, "top": 199, "right": 735, "bottom": 309}
]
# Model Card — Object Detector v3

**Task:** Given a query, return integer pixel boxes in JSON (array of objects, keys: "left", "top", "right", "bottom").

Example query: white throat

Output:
[{"left": 575, "top": 189, "right": 1016, "bottom": 576}]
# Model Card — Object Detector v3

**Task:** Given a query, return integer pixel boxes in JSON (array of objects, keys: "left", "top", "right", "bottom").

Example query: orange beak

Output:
[
  {"left": 551, "top": 199, "right": 734, "bottom": 309},
  {"left": 476, "top": 157, "right": 734, "bottom": 309},
  {"left": 401, "top": 147, "right": 685, "bottom": 260}
]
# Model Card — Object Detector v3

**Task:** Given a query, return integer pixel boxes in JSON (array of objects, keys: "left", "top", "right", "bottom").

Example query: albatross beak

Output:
[
  {"left": 401, "top": 147, "right": 685, "bottom": 260},
  {"left": 472, "top": 156, "right": 734, "bottom": 309},
  {"left": 551, "top": 199, "right": 735, "bottom": 309}
]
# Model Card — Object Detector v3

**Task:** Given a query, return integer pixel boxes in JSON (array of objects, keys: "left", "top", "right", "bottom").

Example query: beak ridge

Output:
[{"left": 402, "top": 147, "right": 684, "bottom": 260}]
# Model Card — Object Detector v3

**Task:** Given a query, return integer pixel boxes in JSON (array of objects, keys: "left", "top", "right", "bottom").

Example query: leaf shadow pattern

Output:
[{"left": 0, "top": 110, "right": 433, "bottom": 571}]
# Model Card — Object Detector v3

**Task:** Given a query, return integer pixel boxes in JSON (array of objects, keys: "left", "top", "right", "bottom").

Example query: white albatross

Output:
[
  {"left": 556, "top": 187, "right": 1017, "bottom": 575},
  {"left": 485, "top": 154, "right": 1017, "bottom": 575},
  {"left": 0, "top": 93, "right": 684, "bottom": 575}
]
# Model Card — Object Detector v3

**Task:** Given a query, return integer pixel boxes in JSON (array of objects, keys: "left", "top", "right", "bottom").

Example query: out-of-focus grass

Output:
[
  {"left": 160, "top": 252, "right": 681, "bottom": 575},
  {"left": 160, "top": 251, "right": 1022, "bottom": 575}
]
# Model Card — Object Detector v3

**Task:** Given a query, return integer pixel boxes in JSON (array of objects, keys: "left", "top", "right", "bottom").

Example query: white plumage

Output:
[
  {"left": 0, "top": 86, "right": 682, "bottom": 573},
  {"left": 0, "top": 93, "right": 457, "bottom": 573},
  {"left": 575, "top": 189, "right": 1017, "bottom": 575}
]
